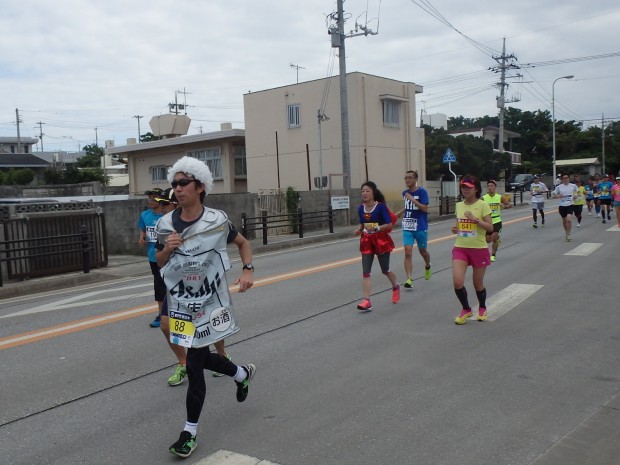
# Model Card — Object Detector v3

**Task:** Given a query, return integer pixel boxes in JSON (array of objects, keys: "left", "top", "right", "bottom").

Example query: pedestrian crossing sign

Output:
[{"left": 443, "top": 148, "right": 456, "bottom": 163}]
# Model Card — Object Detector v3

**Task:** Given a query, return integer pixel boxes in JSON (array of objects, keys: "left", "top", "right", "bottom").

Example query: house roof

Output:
[
  {"left": 0, "top": 153, "right": 50, "bottom": 168},
  {"left": 105, "top": 129, "right": 246, "bottom": 155},
  {"left": 0, "top": 136, "right": 39, "bottom": 145},
  {"left": 555, "top": 157, "right": 599, "bottom": 166},
  {"left": 34, "top": 151, "right": 84, "bottom": 164}
]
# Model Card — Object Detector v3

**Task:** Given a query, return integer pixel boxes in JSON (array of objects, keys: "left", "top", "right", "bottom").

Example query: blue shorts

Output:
[{"left": 402, "top": 230, "right": 428, "bottom": 249}]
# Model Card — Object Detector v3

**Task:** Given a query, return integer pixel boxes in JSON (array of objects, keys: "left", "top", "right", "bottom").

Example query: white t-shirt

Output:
[
  {"left": 530, "top": 182, "right": 548, "bottom": 204},
  {"left": 554, "top": 183, "right": 578, "bottom": 206}
]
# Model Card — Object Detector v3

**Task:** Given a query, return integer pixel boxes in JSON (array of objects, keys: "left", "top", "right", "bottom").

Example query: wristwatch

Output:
[{"left": 242, "top": 263, "right": 255, "bottom": 272}]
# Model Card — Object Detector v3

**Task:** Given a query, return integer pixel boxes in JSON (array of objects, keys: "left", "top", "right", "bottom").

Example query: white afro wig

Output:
[{"left": 167, "top": 156, "right": 214, "bottom": 195}]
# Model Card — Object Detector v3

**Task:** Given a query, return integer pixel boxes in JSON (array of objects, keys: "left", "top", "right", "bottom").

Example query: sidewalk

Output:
[{"left": 0, "top": 227, "right": 354, "bottom": 300}]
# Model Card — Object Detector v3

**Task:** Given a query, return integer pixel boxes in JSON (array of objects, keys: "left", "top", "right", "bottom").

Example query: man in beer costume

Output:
[{"left": 156, "top": 156, "right": 255, "bottom": 458}]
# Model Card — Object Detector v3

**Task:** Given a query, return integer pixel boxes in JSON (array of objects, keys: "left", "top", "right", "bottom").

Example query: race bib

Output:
[
  {"left": 402, "top": 218, "right": 418, "bottom": 231},
  {"left": 363, "top": 222, "right": 379, "bottom": 233},
  {"left": 457, "top": 218, "right": 477, "bottom": 237},
  {"left": 146, "top": 226, "right": 157, "bottom": 242},
  {"left": 169, "top": 310, "right": 195, "bottom": 348},
  {"left": 489, "top": 203, "right": 500, "bottom": 214}
]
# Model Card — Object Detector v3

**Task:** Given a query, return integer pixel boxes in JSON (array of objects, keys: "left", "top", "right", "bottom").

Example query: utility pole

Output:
[
  {"left": 15, "top": 108, "right": 22, "bottom": 153},
  {"left": 491, "top": 39, "right": 520, "bottom": 160},
  {"left": 602, "top": 114, "right": 606, "bottom": 175},
  {"left": 36, "top": 121, "right": 45, "bottom": 151},
  {"left": 170, "top": 88, "right": 191, "bottom": 115},
  {"left": 290, "top": 63, "right": 306, "bottom": 84},
  {"left": 329, "top": 0, "right": 378, "bottom": 193},
  {"left": 94, "top": 127, "right": 99, "bottom": 146},
  {"left": 133, "top": 115, "right": 143, "bottom": 142}
]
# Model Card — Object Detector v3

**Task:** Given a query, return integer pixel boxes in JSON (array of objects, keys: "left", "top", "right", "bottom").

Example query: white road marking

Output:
[
  {"left": 0, "top": 283, "right": 153, "bottom": 319},
  {"left": 193, "top": 450, "right": 281, "bottom": 465},
  {"left": 564, "top": 242, "right": 603, "bottom": 256},
  {"left": 606, "top": 225, "right": 620, "bottom": 232},
  {"left": 481, "top": 283, "right": 544, "bottom": 321}
]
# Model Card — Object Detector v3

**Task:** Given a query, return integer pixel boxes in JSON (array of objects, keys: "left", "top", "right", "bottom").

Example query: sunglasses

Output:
[{"left": 171, "top": 178, "right": 196, "bottom": 188}]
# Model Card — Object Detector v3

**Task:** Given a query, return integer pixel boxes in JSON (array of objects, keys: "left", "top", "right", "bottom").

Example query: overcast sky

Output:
[{"left": 2, "top": 0, "right": 619, "bottom": 152}]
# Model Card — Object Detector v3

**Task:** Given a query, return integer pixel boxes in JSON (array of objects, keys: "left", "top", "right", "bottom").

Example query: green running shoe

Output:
[
  {"left": 236, "top": 364, "right": 256, "bottom": 402},
  {"left": 169, "top": 431, "right": 196, "bottom": 458},
  {"left": 424, "top": 265, "right": 432, "bottom": 280},
  {"left": 167, "top": 364, "right": 187, "bottom": 386},
  {"left": 213, "top": 354, "right": 232, "bottom": 377},
  {"left": 403, "top": 278, "right": 413, "bottom": 288}
]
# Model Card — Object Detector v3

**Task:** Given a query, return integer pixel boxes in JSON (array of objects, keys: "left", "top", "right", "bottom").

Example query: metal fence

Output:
[
  {"left": 0, "top": 202, "right": 108, "bottom": 286},
  {"left": 241, "top": 207, "right": 335, "bottom": 245}
]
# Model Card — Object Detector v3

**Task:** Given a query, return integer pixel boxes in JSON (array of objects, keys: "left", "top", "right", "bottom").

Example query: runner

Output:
[
  {"left": 354, "top": 181, "right": 400, "bottom": 311},
  {"left": 552, "top": 174, "right": 578, "bottom": 241},
  {"left": 156, "top": 156, "right": 256, "bottom": 458},
  {"left": 573, "top": 181, "right": 586, "bottom": 227},
  {"left": 137, "top": 188, "right": 164, "bottom": 328},
  {"left": 395, "top": 170, "right": 431, "bottom": 289},
  {"left": 530, "top": 175, "right": 548, "bottom": 228},
  {"left": 482, "top": 180, "right": 511, "bottom": 262},
  {"left": 613, "top": 176, "right": 620, "bottom": 227},
  {"left": 592, "top": 174, "right": 601, "bottom": 218},
  {"left": 598, "top": 174, "right": 613, "bottom": 224},
  {"left": 451, "top": 175, "right": 494, "bottom": 325},
  {"left": 585, "top": 177, "right": 594, "bottom": 216},
  {"left": 151, "top": 189, "right": 190, "bottom": 387}
]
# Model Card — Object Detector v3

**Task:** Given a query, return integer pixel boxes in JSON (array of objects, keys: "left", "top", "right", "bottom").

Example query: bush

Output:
[{"left": 3, "top": 169, "right": 35, "bottom": 185}]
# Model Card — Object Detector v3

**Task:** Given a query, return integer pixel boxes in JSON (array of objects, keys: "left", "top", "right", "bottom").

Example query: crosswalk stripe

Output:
[
  {"left": 193, "top": 449, "right": 282, "bottom": 465},
  {"left": 564, "top": 242, "right": 603, "bottom": 256},
  {"left": 484, "top": 283, "right": 544, "bottom": 321}
]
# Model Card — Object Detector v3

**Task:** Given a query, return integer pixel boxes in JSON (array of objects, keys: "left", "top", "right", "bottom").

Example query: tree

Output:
[
  {"left": 140, "top": 132, "right": 159, "bottom": 142},
  {"left": 76, "top": 144, "right": 104, "bottom": 168}
]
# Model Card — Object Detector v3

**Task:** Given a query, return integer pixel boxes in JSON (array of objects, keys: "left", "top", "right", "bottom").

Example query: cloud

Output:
[{"left": 1, "top": 0, "right": 619, "bottom": 150}]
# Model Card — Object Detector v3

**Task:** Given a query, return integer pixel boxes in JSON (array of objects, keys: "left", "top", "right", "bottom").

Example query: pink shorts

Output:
[{"left": 452, "top": 246, "right": 491, "bottom": 268}]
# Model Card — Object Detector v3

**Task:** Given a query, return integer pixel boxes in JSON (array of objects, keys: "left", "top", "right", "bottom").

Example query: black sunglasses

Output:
[{"left": 171, "top": 178, "right": 196, "bottom": 188}]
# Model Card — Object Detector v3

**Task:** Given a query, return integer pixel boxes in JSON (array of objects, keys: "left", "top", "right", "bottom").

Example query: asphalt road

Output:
[{"left": 1, "top": 201, "right": 619, "bottom": 465}]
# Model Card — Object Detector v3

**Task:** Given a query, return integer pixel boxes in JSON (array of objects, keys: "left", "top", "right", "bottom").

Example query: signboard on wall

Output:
[{"left": 331, "top": 196, "right": 350, "bottom": 210}]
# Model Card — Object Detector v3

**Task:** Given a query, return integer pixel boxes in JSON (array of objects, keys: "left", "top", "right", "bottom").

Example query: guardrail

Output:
[{"left": 241, "top": 207, "right": 334, "bottom": 245}]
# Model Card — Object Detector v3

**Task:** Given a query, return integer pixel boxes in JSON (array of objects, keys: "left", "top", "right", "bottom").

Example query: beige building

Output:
[
  {"left": 106, "top": 124, "right": 247, "bottom": 195},
  {"left": 243, "top": 72, "right": 426, "bottom": 201}
]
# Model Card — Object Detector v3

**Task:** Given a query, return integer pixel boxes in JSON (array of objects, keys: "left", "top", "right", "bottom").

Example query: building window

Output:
[
  {"left": 382, "top": 99, "right": 401, "bottom": 128},
  {"left": 188, "top": 148, "right": 222, "bottom": 179},
  {"left": 233, "top": 146, "right": 247, "bottom": 177},
  {"left": 287, "top": 103, "right": 301, "bottom": 128},
  {"left": 150, "top": 165, "right": 168, "bottom": 182}
]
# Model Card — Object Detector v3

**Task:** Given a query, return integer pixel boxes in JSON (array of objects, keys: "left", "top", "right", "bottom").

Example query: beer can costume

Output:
[{"left": 156, "top": 207, "right": 239, "bottom": 348}]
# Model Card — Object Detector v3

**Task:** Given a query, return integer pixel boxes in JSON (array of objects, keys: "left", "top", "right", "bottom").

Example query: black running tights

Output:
[{"left": 186, "top": 346, "right": 238, "bottom": 423}]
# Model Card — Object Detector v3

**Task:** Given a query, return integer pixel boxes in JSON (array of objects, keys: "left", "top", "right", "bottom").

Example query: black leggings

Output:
[
  {"left": 186, "top": 346, "right": 238, "bottom": 423},
  {"left": 362, "top": 252, "right": 391, "bottom": 275}
]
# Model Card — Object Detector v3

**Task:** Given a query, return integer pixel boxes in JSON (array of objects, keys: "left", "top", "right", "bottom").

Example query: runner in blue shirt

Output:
[
  {"left": 598, "top": 174, "right": 613, "bottom": 223},
  {"left": 137, "top": 188, "right": 164, "bottom": 327},
  {"left": 396, "top": 170, "right": 431, "bottom": 288}
]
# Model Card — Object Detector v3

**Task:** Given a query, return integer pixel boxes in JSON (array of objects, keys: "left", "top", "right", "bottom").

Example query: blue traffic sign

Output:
[{"left": 443, "top": 148, "right": 456, "bottom": 163}]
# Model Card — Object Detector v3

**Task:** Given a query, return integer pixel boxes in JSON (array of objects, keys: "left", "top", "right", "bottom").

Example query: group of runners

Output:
[
  {"left": 135, "top": 159, "right": 619, "bottom": 458},
  {"left": 353, "top": 170, "right": 620, "bottom": 326},
  {"left": 353, "top": 171, "right": 500, "bottom": 325},
  {"left": 535, "top": 173, "right": 620, "bottom": 241}
]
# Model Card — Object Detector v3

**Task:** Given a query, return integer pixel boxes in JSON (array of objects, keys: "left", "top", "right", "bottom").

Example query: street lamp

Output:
[{"left": 552, "top": 75, "right": 574, "bottom": 181}]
